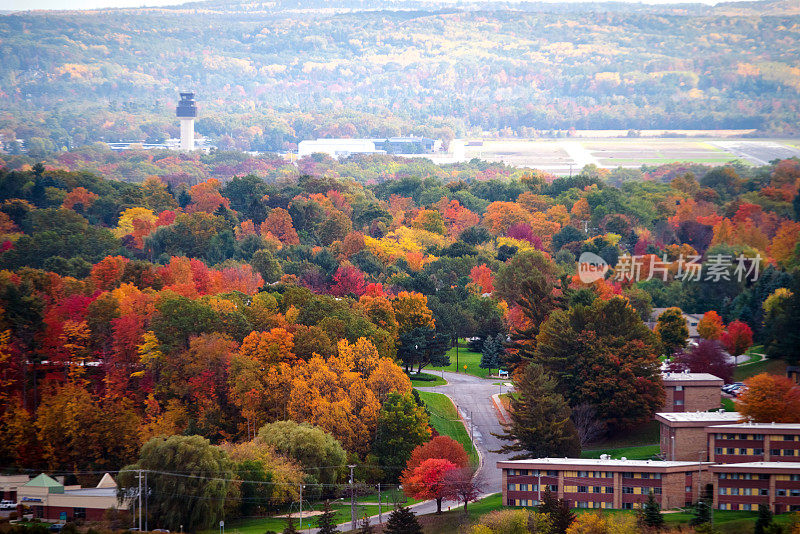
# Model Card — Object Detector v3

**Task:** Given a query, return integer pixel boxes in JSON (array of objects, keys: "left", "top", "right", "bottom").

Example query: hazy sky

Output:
[{"left": 0, "top": 0, "right": 745, "bottom": 10}]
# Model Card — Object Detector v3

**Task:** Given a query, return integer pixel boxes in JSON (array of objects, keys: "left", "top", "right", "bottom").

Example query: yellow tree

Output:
[{"left": 392, "top": 291, "right": 435, "bottom": 334}]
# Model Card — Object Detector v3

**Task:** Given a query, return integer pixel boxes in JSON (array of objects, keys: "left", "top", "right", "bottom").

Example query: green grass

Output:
[
  {"left": 734, "top": 357, "right": 786, "bottom": 382},
  {"left": 200, "top": 502, "right": 381, "bottom": 534},
  {"left": 416, "top": 390, "right": 479, "bottom": 467},
  {"left": 586, "top": 420, "right": 660, "bottom": 449},
  {"left": 409, "top": 372, "right": 447, "bottom": 387},
  {"left": 580, "top": 444, "right": 661, "bottom": 460},
  {"left": 721, "top": 397, "right": 735, "bottom": 411},
  {"left": 429, "top": 342, "right": 490, "bottom": 378}
]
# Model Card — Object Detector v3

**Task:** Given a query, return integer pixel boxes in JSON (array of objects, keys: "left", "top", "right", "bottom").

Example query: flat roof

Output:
[
  {"left": 712, "top": 462, "right": 800, "bottom": 472},
  {"left": 707, "top": 423, "right": 800, "bottom": 432},
  {"left": 656, "top": 412, "right": 741, "bottom": 425},
  {"left": 662, "top": 372, "right": 723, "bottom": 382},
  {"left": 498, "top": 458, "right": 710, "bottom": 469}
]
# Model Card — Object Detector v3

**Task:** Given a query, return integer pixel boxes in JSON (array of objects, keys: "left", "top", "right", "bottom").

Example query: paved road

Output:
[
  {"left": 300, "top": 371, "right": 512, "bottom": 532},
  {"left": 416, "top": 370, "right": 511, "bottom": 494}
]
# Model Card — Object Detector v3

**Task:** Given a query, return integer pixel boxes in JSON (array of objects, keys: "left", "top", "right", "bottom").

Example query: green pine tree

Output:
[
  {"left": 642, "top": 491, "right": 664, "bottom": 528},
  {"left": 549, "top": 497, "right": 576, "bottom": 534},
  {"left": 315, "top": 500, "right": 340, "bottom": 534},
  {"left": 493, "top": 363, "right": 581, "bottom": 459},
  {"left": 384, "top": 506, "right": 423, "bottom": 534},
  {"left": 754, "top": 503, "right": 773, "bottom": 534},
  {"left": 690, "top": 499, "right": 712, "bottom": 526},
  {"left": 479, "top": 335, "right": 498, "bottom": 373}
]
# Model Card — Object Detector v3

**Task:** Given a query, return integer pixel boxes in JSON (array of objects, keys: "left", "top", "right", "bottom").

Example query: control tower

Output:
[{"left": 176, "top": 92, "right": 197, "bottom": 150}]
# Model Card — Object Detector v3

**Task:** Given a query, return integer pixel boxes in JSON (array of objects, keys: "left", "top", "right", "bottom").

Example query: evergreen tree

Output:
[
  {"left": 493, "top": 363, "right": 580, "bottom": 459},
  {"left": 642, "top": 491, "right": 664, "bottom": 528},
  {"left": 690, "top": 499, "right": 712, "bottom": 526},
  {"left": 754, "top": 503, "right": 773, "bottom": 534},
  {"left": 549, "top": 497, "right": 576, "bottom": 534},
  {"left": 315, "top": 500, "right": 340, "bottom": 534},
  {"left": 384, "top": 506, "right": 423, "bottom": 534},
  {"left": 537, "top": 487, "right": 558, "bottom": 516},
  {"left": 479, "top": 335, "right": 498, "bottom": 372}
]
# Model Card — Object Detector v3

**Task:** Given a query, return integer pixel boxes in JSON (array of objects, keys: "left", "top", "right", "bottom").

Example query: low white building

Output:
[{"left": 298, "top": 138, "right": 379, "bottom": 158}]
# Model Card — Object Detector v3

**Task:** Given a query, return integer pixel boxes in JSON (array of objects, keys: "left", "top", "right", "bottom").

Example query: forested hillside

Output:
[
  {"left": 1, "top": 152, "right": 799, "bottom": 475},
  {"left": 0, "top": 0, "right": 798, "bottom": 154}
]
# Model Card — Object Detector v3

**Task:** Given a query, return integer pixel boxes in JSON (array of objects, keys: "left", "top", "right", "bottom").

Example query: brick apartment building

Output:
[
  {"left": 707, "top": 423, "right": 800, "bottom": 464},
  {"left": 498, "top": 458, "right": 713, "bottom": 510},
  {"left": 712, "top": 462, "right": 800, "bottom": 513},
  {"left": 662, "top": 372, "right": 723, "bottom": 412},
  {"left": 656, "top": 411, "right": 741, "bottom": 461}
]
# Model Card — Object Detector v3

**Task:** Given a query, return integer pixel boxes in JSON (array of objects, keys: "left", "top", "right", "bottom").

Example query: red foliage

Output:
[
  {"left": 721, "top": 320, "right": 753, "bottom": 358},
  {"left": 330, "top": 264, "right": 367, "bottom": 297},
  {"left": 667, "top": 339, "right": 734, "bottom": 383}
]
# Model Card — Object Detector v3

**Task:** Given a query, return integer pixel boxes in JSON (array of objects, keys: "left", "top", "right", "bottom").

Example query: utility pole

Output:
[
  {"left": 144, "top": 470, "right": 148, "bottom": 532},
  {"left": 377, "top": 483, "right": 382, "bottom": 524},
  {"left": 349, "top": 465, "right": 357, "bottom": 531},
  {"left": 299, "top": 484, "right": 303, "bottom": 531},
  {"left": 137, "top": 469, "right": 142, "bottom": 532}
]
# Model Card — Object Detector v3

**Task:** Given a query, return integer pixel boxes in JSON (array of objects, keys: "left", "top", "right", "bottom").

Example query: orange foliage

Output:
[
  {"left": 440, "top": 200, "right": 479, "bottom": 237},
  {"left": 186, "top": 179, "right": 231, "bottom": 214},
  {"left": 239, "top": 328, "right": 296, "bottom": 366},
  {"left": 470, "top": 264, "right": 494, "bottom": 294},
  {"left": 736, "top": 373, "right": 800, "bottom": 423},
  {"left": 769, "top": 221, "right": 800, "bottom": 267},
  {"left": 62, "top": 187, "right": 99, "bottom": 210},
  {"left": 697, "top": 311, "right": 725, "bottom": 340},
  {"left": 90, "top": 255, "right": 129, "bottom": 291},
  {"left": 259, "top": 208, "right": 299, "bottom": 245},
  {"left": 483, "top": 201, "right": 532, "bottom": 235}
]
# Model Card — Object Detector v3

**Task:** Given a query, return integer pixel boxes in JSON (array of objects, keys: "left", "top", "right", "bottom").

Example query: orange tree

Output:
[{"left": 736, "top": 373, "right": 800, "bottom": 423}]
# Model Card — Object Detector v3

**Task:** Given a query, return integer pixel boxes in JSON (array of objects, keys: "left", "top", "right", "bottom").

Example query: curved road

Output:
[
  {"left": 415, "top": 370, "right": 510, "bottom": 495},
  {"left": 301, "top": 371, "right": 511, "bottom": 532}
]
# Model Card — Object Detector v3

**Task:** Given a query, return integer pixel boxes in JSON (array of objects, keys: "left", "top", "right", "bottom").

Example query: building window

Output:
[
  {"left": 719, "top": 504, "right": 727, "bottom": 510},
  {"left": 548, "top": 485, "right": 558, "bottom": 492},
  {"left": 742, "top": 504, "right": 752, "bottom": 511},
  {"left": 675, "top": 386, "right": 683, "bottom": 391},
  {"left": 675, "top": 400, "right": 684, "bottom": 406},
  {"left": 73, "top": 508, "right": 86, "bottom": 520},
  {"left": 577, "top": 471, "right": 589, "bottom": 478},
  {"left": 778, "top": 489, "right": 787, "bottom": 497},
  {"left": 686, "top": 486, "right": 692, "bottom": 492},
  {"left": 760, "top": 489, "right": 769, "bottom": 496},
  {"left": 791, "top": 489, "right": 800, "bottom": 497},
  {"left": 623, "top": 487, "right": 634, "bottom": 494},
  {"left": 547, "top": 471, "right": 558, "bottom": 476},
  {"left": 622, "top": 503, "right": 633, "bottom": 510},
  {"left": 653, "top": 488, "right": 662, "bottom": 495},
  {"left": 715, "top": 448, "right": 723, "bottom": 455},
  {"left": 577, "top": 486, "right": 588, "bottom": 493}
]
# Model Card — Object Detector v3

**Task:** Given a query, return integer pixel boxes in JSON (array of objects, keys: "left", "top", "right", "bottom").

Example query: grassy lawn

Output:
[
  {"left": 201, "top": 502, "right": 381, "bottom": 534},
  {"left": 586, "top": 420, "right": 660, "bottom": 449},
  {"left": 409, "top": 372, "right": 447, "bottom": 387},
  {"left": 721, "top": 397, "right": 736, "bottom": 411},
  {"left": 429, "top": 342, "right": 492, "bottom": 379},
  {"left": 416, "top": 390, "right": 479, "bottom": 467},
  {"left": 734, "top": 357, "right": 786, "bottom": 382}
]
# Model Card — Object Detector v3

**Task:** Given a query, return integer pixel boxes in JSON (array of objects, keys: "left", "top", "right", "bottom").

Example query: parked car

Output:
[
  {"left": 0, "top": 500, "right": 15, "bottom": 510},
  {"left": 722, "top": 382, "right": 745, "bottom": 394},
  {"left": 49, "top": 524, "right": 65, "bottom": 532}
]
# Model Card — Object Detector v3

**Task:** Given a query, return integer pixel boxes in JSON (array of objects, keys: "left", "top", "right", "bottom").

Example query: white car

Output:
[{"left": 0, "top": 500, "right": 16, "bottom": 510}]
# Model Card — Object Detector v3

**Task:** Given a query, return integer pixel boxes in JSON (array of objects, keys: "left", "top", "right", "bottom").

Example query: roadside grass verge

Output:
[
  {"left": 408, "top": 372, "right": 447, "bottom": 387},
  {"left": 416, "top": 390, "right": 479, "bottom": 467}
]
